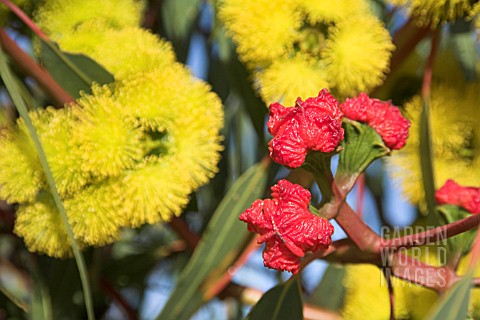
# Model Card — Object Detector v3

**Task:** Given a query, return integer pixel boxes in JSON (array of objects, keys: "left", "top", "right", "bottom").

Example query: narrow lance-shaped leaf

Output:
[
  {"left": 246, "top": 276, "right": 303, "bottom": 320},
  {"left": 39, "top": 39, "right": 114, "bottom": 99},
  {"left": 426, "top": 270, "right": 474, "bottom": 320},
  {"left": 0, "top": 45, "right": 95, "bottom": 320},
  {"left": 308, "top": 264, "right": 346, "bottom": 312},
  {"left": 157, "top": 159, "right": 269, "bottom": 320},
  {"left": 419, "top": 98, "right": 436, "bottom": 216}
]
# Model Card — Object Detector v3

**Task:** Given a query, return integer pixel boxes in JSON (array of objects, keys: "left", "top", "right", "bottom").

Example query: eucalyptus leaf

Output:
[
  {"left": 449, "top": 20, "right": 478, "bottom": 82},
  {"left": 308, "top": 264, "right": 345, "bottom": 312},
  {"left": 161, "top": 0, "right": 201, "bottom": 62},
  {"left": 438, "top": 205, "right": 477, "bottom": 256},
  {"left": 157, "top": 160, "right": 269, "bottom": 320},
  {"left": 39, "top": 39, "right": 114, "bottom": 99},
  {"left": 336, "top": 120, "right": 389, "bottom": 194},
  {"left": 30, "top": 261, "right": 52, "bottom": 320},
  {"left": 0, "top": 260, "right": 30, "bottom": 313},
  {"left": 426, "top": 270, "right": 474, "bottom": 320},
  {"left": 419, "top": 98, "right": 436, "bottom": 217},
  {"left": 246, "top": 276, "right": 303, "bottom": 320}
]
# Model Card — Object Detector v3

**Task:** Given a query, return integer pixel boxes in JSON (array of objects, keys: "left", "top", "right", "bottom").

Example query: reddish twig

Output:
[
  {"left": 335, "top": 202, "right": 379, "bottom": 253},
  {"left": 379, "top": 213, "right": 480, "bottom": 252},
  {"left": 388, "top": 252, "right": 454, "bottom": 293},
  {"left": 0, "top": 0, "right": 48, "bottom": 40},
  {"left": 168, "top": 217, "right": 200, "bottom": 250},
  {"left": 204, "top": 236, "right": 260, "bottom": 299},
  {"left": 389, "top": 18, "right": 432, "bottom": 75},
  {"left": 382, "top": 267, "right": 395, "bottom": 320},
  {"left": 356, "top": 174, "right": 365, "bottom": 217},
  {"left": 99, "top": 278, "right": 137, "bottom": 320},
  {"left": 0, "top": 28, "right": 73, "bottom": 106},
  {"left": 421, "top": 29, "right": 441, "bottom": 98}
]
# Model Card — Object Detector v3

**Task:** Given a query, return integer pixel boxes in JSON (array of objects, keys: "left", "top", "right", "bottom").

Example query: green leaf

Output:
[
  {"left": 29, "top": 259, "right": 52, "bottom": 320},
  {"left": 0, "top": 44, "right": 94, "bottom": 320},
  {"left": 426, "top": 270, "right": 474, "bottom": 320},
  {"left": 0, "top": 260, "right": 30, "bottom": 313},
  {"left": 308, "top": 264, "right": 345, "bottom": 311},
  {"left": 246, "top": 276, "right": 303, "bottom": 320},
  {"left": 449, "top": 20, "right": 478, "bottom": 82},
  {"left": 161, "top": 0, "right": 201, "bottom": 62},
  {"left": 157, "top": 160, "right": 269, "bottom": 320},
  {"left": 335, "top": 120, "right": 389, "bottom": 194},
  {"left": 438, "top": 205, "right": 477, "bottom": 256},
  {"left": 419, "top": 98, "right": 436, "bottom": 216},
  {"left": 39, "top": 39, "right": 114, "bottom": 99}
]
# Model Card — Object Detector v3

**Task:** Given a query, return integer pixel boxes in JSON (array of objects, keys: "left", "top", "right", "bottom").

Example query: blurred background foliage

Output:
[{"left": 0, "top": 0, "right": 479, "bottom": 319}]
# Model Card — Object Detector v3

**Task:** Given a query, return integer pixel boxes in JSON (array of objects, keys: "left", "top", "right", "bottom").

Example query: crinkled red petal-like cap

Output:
[
  {"left": 239, "top": 179, "right": 334, "bottom": 273},
  {"left": 267, "top": 89, "right": 344, "bottom": 168},
  {"left": 340, "top": 93, "right": 410, "bottom": 150},
  {"left": 435, "top": 179, "right": 480, "bottom": 214}
]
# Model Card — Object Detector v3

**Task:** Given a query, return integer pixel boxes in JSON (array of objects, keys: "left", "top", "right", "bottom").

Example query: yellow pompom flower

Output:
[
  {"left": 65, "top": 180, "right": 126, "bottom": 246},
  {"left": 73, "top": 86, "right": 146, "bottom": 178},
  {"left": 0, "top": 0, "right": 224, "bottom": 257},
  {"left": 219, "top": 0, "right": 302, "bottom": 66},
  {"left": 388, "top": 83, "right": 480, "bottom": 208},
  {"left": 342, "top": 250, "right": 440, "bottom": 319},
  {"left": 0, "top": 128, "right": 43, "bottom": 203},
  {"left": 389, "top": 0, "right": 477, "bottom": 27},
  {"left": 115, "top": 67, "right": 223, "bottom": 189},
  {"left": 45, "top": 26, "right": 177, "bottom": 81},
  {"left": 35, "top": 0, "right": 143, "bottom": 37},
  {"left": 14, "top": 192, "right": 84, "bottom": 258},
  {"left": 255, "top": 55, "right": 330, "bottom": 106},
  {"left": 219, "top": 0, "right": 394, "bottom": 102},
  {"left": 121, "top": 158, "right": 192, "bottom": 226},
  {"left": 342, "top": 264, "right": 392, "bottom": 320},
  {"left": 299, "top": 0, "right": 369, "bottom": 24},
  {"left": 323, "top": 16, "right": 395, "bottom": 97},
  {"left": 26, "top": 108, "right": 90, "bottom": 197}
]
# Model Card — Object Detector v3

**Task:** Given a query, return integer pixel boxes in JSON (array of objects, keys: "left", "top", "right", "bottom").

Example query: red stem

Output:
[
  {"left": 389, "top": 252, "right": 454, "bottom": 292},
  {"left": 389, "top": 18, "right": 432, "bottom": 75},
  {"left": 379, "top": 213, "right": 480, "bottom": 252},
  {"left": 356, "top": 174, "right": 365, "bottom": 217},
  {"left": 0, "top": 28, "right": 73, "bottom": 106},
  {"left": 0, "top": 0, "right": 48, "bottom": 40},
  {"left": 382, "top": 267, "right": 395, "bottom": 320},
  {"left": 168, "top": 217, "right": 200, "bottom": 250},
  {"left": 99, "top": 278, "right": 137, "bottom": 320},
  {"left": 335, "top": 202, "right": 379, "bottom": 252},
  {"left": 204, "top": 236, "right": 260, "bottom": 299},
  {"left": 421, "top": 30, "right": 441, "bottom": 98}
]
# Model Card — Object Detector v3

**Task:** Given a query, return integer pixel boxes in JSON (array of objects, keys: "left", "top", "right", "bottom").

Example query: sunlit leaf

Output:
[
  {"left": 39, "top": 39, "right": 114, "bottom": 99},
  {"left": 426, "top": 270, "right": 474, "bottom": 320},
  {"left": 157, "top": 160, "right": 269, "bottom": 320},
  {"left": 246, "top": 276, "right": 303, "bottom": 320},
  {"left": 308, "top": 264, "right": 345, "bottom": 311}
]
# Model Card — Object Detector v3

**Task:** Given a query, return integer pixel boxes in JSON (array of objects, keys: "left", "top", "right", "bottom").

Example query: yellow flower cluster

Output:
[
  {"left": 388, "top": 82, "right": 480, "bottom": 210},
  {"left": 342, "top": 263, "right": 438, "bottom": 320},
  {"left": 343, "top": 251, "right": 480, "bottom": 319},
  {"left": 219, "top": 0, "right": 394, "bottom": 104},
  {"left": 0, "top": 0, "right": 223, "bottom": 257},
  {"left": 389, "top": 0, "right": 478, "bottom": 27}
]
